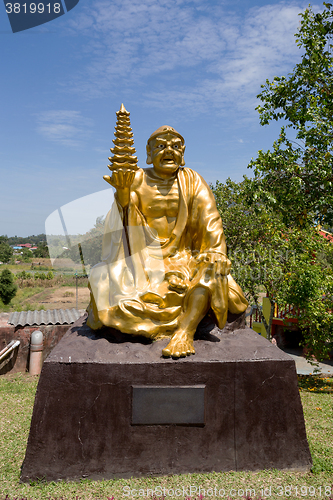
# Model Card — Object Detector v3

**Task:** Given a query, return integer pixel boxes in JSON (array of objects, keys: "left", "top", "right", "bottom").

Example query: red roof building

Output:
[{"left": 319, "top": 229, "right": 333, "bottom": 243}]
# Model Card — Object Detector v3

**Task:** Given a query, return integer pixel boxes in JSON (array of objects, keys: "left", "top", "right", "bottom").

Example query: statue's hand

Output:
[
  {"left": 197, "top": 252, "right": 231, "bottom": 276},
  {"left": 103, "top": 169, "right": 137, "bottom": 207},
  {"left": 103, "top": 168, "right": 136, "bottom": 190}
]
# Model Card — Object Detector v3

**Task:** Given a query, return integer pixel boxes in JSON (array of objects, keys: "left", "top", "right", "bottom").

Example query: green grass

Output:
[
  {"left": 0, "top": 262, "right": 52, "bottom": 273},
  {"left": 298, "top": 376, "right": 333, "bottom": 476},
  {"left": 0, "top": 263, "right": 35, "bottom": 272},
  {"left": 0, "top": 288, "right": 45, "bottom": 312},
  {"left": 0, "top": 374, "right": 333, "bottom": 500},
  {"left": 0, "top": 276, "right": 89, "bottom": 313}
]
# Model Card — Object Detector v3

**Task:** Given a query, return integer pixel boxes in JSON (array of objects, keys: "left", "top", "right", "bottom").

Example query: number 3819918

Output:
[{"left": 5, "top": 3, "right": 61, "bottom": 13}]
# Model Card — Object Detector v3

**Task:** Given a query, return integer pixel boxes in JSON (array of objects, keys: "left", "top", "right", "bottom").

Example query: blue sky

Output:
[{"left": 0, "top": 0, "right": 311, "bottom": 237}]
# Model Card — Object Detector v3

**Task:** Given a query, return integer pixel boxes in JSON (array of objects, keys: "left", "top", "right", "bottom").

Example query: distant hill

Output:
[{"left": 6, "top": 234, "right": 47, "bottom": 246}]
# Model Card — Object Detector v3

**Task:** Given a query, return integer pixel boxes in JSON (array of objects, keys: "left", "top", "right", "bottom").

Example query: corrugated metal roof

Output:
[{"left": 8, "top": 308, "right": 83, "bottom": 327}]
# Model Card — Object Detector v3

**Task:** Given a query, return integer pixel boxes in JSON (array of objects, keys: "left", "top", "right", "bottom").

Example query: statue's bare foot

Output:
[{"left": 162, "top": 330, "right": 195, "bottom": 358}]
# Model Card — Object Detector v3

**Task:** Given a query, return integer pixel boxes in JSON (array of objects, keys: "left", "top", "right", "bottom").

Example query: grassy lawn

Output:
[
  {"left": 0, "top": 275, "right": 89, "bottom": 313},
  {"left": 0, "top": 288, "right": 45, "bottom": 313},
  {"left": 0, "top": 374, "right": 332, "bottom": 500}
]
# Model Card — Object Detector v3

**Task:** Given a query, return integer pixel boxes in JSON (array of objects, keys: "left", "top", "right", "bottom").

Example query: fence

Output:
[{"left": 249, "top": 297, "right": 300, "bottom": 338}]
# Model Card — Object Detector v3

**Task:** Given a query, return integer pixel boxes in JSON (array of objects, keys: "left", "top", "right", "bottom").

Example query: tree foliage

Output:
[
  {"left": 62, "top": 216, "right": 105, "bottom": 268},
  {"left": 33, "top": 242, "right": 50, "bottom": 259},
  {"left": 0, "top": 269, "right": 17, "bottom": 305},
  {"left": 212, "top": 178, "right": 292, "bottom": 340},
  {"left": 235, "top": 2, "right": 333, "bottom": 359},
  {"left": 19, "top": 247, "right": 32, "bottom": 263},
  {"left": 212, "top": 178, "right": 333, "bottom": 359},
  {"left": 0, "top": 237, "right": 13, "bottom": 263},
  {"left": 248, "top": 3, "right": 333, "bottom": 227},
  {"left": 276, "top": 228, "right": 333, "bottom": 360},
  {"left": 6, "top": 234, "right": 46, "bottom": 246}
]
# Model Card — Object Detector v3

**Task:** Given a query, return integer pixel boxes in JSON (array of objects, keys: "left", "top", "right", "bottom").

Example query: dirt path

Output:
[{"left": 23, "top": 287, "right": 91, "bottom": 310}]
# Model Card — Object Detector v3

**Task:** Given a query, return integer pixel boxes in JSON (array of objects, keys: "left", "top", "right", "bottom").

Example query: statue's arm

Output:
[{"left": 187, "top": 169, "right": 231, "bottom": 274}]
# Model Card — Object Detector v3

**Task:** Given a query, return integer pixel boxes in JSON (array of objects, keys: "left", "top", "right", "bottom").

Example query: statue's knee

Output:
[{"left": 188, "top": 286, "right": 210, "bottom": 310}]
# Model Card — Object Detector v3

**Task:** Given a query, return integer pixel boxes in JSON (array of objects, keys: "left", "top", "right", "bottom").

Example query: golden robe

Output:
[{"left": 87, "top": 167, "right": 248, "bottom": 337}]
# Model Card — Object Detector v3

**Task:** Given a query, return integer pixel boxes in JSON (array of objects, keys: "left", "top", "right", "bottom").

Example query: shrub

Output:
[
  {"left": 34, "top": 272, "right": 46, "bottom": 280},
  {"left": 17, "top": 271, "right": 32, "bottom": 279},
  {"left": 0, "top": 269, "right": 18, "bottom": 305}
]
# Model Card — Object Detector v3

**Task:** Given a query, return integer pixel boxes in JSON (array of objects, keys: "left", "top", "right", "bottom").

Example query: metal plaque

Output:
[{"left": 132, "top": 385, "right": 205, "bottom": 425}]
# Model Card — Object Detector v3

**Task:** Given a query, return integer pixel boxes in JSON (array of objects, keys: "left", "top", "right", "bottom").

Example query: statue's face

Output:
[{"left": 149, "top": 132, "right": 185, "bottom": 177}]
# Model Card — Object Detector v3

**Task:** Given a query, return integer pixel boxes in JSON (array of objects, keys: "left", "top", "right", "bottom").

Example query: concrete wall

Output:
[{"left": 0, "top": 313, "right": 70, "bottom": 374}]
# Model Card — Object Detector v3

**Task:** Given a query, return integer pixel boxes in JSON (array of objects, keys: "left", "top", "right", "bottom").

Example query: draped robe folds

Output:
[{"left": 87, "top": 167, "right": 248, "bottom": 337}]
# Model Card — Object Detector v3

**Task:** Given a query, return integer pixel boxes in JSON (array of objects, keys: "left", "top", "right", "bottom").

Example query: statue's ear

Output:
[
  {"left": 146, "top": 144, "right": 152, "bottom": 165},
  {"left": 180, "top": 145, "right": 186, "bottom": 166}
]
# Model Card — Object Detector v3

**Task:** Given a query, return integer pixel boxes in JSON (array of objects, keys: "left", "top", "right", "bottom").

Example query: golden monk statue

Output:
[{"left": 87, "top": 104, "right": 248, "bottom": 358}]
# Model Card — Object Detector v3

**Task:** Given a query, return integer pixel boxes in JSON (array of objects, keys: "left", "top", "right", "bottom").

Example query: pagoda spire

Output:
[{"left": 107, "top": 104, "right": 138, "bottom": 171}]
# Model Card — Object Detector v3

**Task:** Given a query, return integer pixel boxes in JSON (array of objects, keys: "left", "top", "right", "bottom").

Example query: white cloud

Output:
[
  {"left": 63, "top": 0, "right": 309, "bottom": 117},
  {"left": 36, "top": 110, "right": 93, "bottom": 146}
]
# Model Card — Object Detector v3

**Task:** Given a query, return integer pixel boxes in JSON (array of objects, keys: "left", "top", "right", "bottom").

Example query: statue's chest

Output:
[{"left": 138, "top": 178, "right": 179, "bottom": 218}]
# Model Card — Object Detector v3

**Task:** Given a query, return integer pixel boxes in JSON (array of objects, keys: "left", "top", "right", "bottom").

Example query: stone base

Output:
[{"left": 21, "top": 315, "right": 312, "bottom": 481}]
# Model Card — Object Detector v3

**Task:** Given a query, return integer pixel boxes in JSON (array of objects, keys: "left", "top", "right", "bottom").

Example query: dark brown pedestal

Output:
[{"left": 21, "top": 316, "right": 312, "bottom": 481}]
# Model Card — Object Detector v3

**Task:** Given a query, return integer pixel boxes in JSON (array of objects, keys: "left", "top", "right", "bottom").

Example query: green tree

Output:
[
  {"left": 7, "top": 234, "right": 47, "bottom": 246},
  {"left": 212, "top": 178, "right": 333, "bottom": 358},
  {"left": 20, "top": 247, "right": 32, "bottom": 263},
  {"left": 212, "top": 178, "right": 294, "bottom": 340},
  {"left": 0, "top": 269, "right": 17, "bottom": 305},
  {"left": 62, "top": 216, "right": 105, "bottom": 268},
  {"left": 0, "top": 236, "right": 13, "bottom": 263},
  {"left": 276, "top": 232, "right": 333, "bottom": 360},
  {"left": 243, "top": 2, "right": 333, "bottom": 359},
  {"left": 248, "top": 3, "right": 333, "bottom": 227},
  {"left": 33, "top": 242, "right": 50, "bottom": 259}
]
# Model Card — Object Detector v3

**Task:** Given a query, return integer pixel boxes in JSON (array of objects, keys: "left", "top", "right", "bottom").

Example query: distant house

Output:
[{"left": 12, "top": 243, "right": 37, "bottom": 251}]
